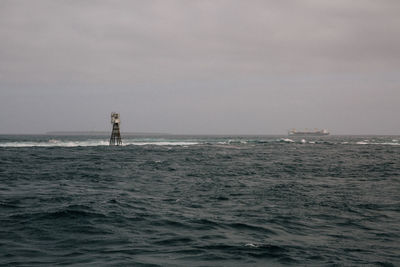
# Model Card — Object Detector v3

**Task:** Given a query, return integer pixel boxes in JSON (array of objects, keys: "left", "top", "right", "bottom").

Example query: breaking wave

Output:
[
  {"left": 353, "top": 140, "right": 400, "bottom": 146},
  {"left": 0, "top": 140, "right": 108, "bottom": 147},
  {"left": 0, "top": 139, "right": 199, "bottom": 147}
]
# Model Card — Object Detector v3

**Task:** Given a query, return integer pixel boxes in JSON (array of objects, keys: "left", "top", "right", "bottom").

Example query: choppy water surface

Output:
[{"left": 1, "top": 135, "right": 399, "bottom": 266}]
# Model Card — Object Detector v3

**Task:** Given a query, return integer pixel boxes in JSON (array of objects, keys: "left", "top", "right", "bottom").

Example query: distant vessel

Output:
[{"left": 288, "top": 128, "right": 330, "bottom": 136}]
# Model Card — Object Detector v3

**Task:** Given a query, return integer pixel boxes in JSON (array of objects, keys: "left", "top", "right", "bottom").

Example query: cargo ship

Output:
[{"left": 288, "top": 128, "right": 330, "bottom": 136}]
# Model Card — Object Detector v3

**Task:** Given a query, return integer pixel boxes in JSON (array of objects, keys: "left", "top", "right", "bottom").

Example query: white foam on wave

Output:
[
  {"left": 124, "top": 141, "right": 199, "bottom": 146},
  {"left": 0, "top": 139, "right": 200, "bottom": 147},
  {"left": 356, "top": 141, "right": 368, "bottom": 145},
  {"left": 245, "top": 243, "right": 258, "bottom": 248},
  {"left": 278, "top": 138, "right": 294, "bottom": 143},
  {"left": 354, "top": 141, "right": 400, "bottom": 146},
  {"left": 0, "top": 140, "right": 109, "bottom": 147},
  {"left": 370, "top": 142, "right": 400, "bottom": 146}
]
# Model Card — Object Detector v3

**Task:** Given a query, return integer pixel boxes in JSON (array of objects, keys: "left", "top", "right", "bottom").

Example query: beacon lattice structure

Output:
[{"left": 110, "top": 112, "right": 122, "bottom": 146}]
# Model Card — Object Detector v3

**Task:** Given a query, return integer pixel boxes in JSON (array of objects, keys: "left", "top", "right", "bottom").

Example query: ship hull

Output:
[{"left": 288, "top": 132, "right": 330, "bottom": 136}]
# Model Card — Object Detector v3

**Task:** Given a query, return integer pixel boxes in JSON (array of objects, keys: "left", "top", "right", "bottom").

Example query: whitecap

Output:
[
  {"left": 0, "top": 140, "right": 199, "bottom": 147},
  {"left": 245, "top": 243, "right": 258, "bottom": 248},
  {"left": 278, "top": 138, "right": 294, "bottom": 143},
  {"left": 356, "top": 141, "right": 368, "bottom": 145},
  {"left": 0, "top": 140, "right": 110, "bottom": 147},
  {"left": 370, "top": 142, "right": 400, "bottom": 146},
  {"left": 124, "top": 141, "right": 199, "bottom": 146}
]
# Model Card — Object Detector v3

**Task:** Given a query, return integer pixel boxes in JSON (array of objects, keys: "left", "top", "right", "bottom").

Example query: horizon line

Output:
[{"left": 0, "top": 131, "right": 399, "bottom": 136}]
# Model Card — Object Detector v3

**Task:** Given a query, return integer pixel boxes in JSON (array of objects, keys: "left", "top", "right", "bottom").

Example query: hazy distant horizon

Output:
[
  {"left": 1, "top": 0, "right": 399, "bottom": 135},
  {"left": 1, "top": 130, "right": 399, "bottom": 136}
]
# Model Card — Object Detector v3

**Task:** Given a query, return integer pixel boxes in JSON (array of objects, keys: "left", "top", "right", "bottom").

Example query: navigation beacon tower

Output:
[{"left": 110, "top": 112, "right": 122, "bottom": 146}]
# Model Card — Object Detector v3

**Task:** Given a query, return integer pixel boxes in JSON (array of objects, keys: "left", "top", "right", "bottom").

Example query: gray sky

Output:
[{"left": 1, "top": 0, "right": 399, "bottom": 135}]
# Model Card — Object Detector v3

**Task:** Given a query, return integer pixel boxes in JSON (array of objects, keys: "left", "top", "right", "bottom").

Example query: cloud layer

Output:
[{"left": 1, "top": 0, "right": 399, "bottom": 134}]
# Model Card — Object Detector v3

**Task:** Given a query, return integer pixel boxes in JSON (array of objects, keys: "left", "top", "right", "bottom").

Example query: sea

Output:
[{"left": 0, "top": 134, "right": 399, "bottom": 266}]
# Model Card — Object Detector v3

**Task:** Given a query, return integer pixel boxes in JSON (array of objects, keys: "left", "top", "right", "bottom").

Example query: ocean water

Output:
[{"left": 0, "top": 135, "right": 399, "bottom": 266}]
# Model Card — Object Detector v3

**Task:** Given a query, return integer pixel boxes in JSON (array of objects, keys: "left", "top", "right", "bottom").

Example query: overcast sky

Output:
[{"left": 0, "top": 0, "right": 399, "bottom": 135}]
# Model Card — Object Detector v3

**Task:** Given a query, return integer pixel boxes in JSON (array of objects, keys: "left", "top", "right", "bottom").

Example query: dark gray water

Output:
[{"left": 0, "top": 135, "right": 399, "bottom": 266}]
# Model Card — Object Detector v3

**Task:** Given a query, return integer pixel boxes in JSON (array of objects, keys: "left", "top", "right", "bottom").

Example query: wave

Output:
[
  {"left": 126, "top": 141, "right": 199, "bottom": 146},
  {"left": 0, "top": 137, "right": 399, "bottom": 147},
  {"left": 0, "top": 139, "right": 199, "bottom": 147},
  {"left": 356, "top": 141, "right": 369, "bottom": 145},
  {"left": 277, "top": 138, "right": 295, "bottom": 143},
  {"left": 354, "top": 141, "right": 400, "bottom": 146},
  {"left": 0, "top": 140, "right": 109, "bottom": 147}
]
